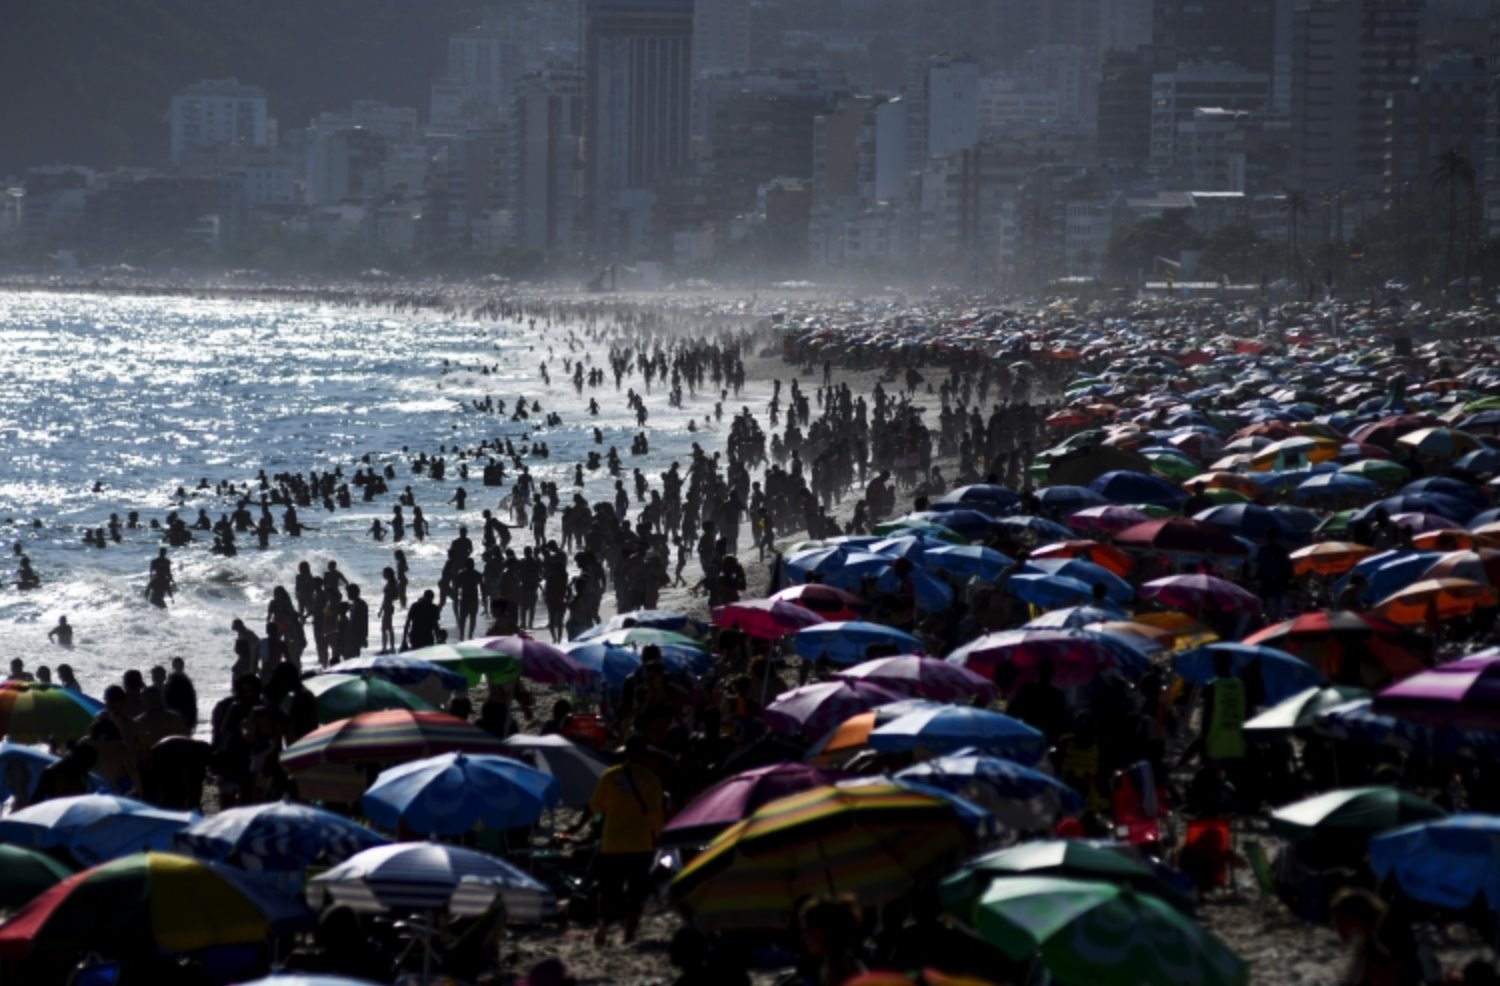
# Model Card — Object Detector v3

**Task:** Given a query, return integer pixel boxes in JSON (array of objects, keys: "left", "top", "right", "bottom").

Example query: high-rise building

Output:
[
  {"left": 583, "top": 0, "right": 694, "bottom": 251},
  {"left": 1290, "top": 0, "right": 1423, "bottom": 196},
  {"left": 693, "top": 0, "right": 750, "bottom": 75},
  {"left": 510, "top": 70, "right": 584, "bottom": 255},
  {"left": 1149, "top": 62, "right": 1271, "bottom": 175},
  {"left": 1100, "top": 0, "right": 1154, "bottom": 53},
  {"left": 1385, "top": 55, "right": 1487, "bottom": 199},
  {"left": 170, "top": 79, "right": 269, "bottom": 166},
  {"left": 1487, "top": 2, "right": 1500, "bottom": 233},
  {"left": 906, "top": 56, "right": 980, "bottom": 171},
  {"left": 1152, "top": 0, "right": 1277, "bottom": 74}
]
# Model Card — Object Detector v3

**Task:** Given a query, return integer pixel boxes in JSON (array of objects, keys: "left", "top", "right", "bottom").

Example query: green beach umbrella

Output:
[
  {"left": 1128, "top": 503, "right": 1177, "bottom": 520},
  {"left": 950, "top": 876, "right": 1246, "bottom": 986},
  {"left": 1142, "top": 452, "right": 1198, "bottom": 482},
  {"left": 1199, "top": 487, "right": 1250, "bottom": 505},
  {"left": 941, "top": 840, "right": 1194, "bottom": 915},
  {"left": 1339, "top": 459, "right": 1410, "bottom": 488},
  {"left": 1269, "top": 786, "right": 1446, "bottom": 842},
  {"left": 871, "top": 518, "right": 967, "bottom": 543},
  {"left": 403, "top": 643, "right": 522, "bottom": 686},
  {"left": 295, "top": 674, "right": 435, "bottom": 725},
  {"left": 1243, "top": 685, "right": 1369, "bottom": 733},
  {"left": 0, "top": 844, "right": 72, "bottom": 910}
]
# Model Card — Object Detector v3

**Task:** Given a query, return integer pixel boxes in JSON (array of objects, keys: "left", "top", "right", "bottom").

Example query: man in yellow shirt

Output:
[{"left": 588, "top": 734, "right": 665, "bottom": 946}]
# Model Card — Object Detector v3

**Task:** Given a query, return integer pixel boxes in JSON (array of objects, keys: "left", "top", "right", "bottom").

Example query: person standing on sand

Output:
[{"left": 587, "top": 735, "right": 664, "bottom": 947}]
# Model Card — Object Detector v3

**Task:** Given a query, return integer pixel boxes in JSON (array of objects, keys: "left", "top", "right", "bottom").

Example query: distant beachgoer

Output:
[{"left": 47, "top": 616, "right": 73, "bottom": 649}]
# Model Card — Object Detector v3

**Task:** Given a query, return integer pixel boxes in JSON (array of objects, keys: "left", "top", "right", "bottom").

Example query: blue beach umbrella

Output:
[
  {"left": 1294, "top": 472, "right": 1380, "bottom": 503},
  {"left": 921, "top": 544, "right": 1016, "bottom": 582},
  {"left": 1193, "top": 503, "right": 1304, "bottom": 543},
  {"left": 1088, "top": 470, "right": 1189, "bottom": 509},
  {"left": 563, "top": 640, "right": 708, "bottom": 690},
  {"left": 574, "top": 608, "right": 709, "bottom": 642},
  {"left": 793, "top": 621, "right": 924, "bottom": 665},
  {"left": 820, "top": 558, "right": 956, "bottom": 611},
  {"left": 909, "top": 509, "right": 1002, "bottom": 541},
  {"left": 67, "top": 808, "right": 201, "bottom": 865},
  {"left": 1401, "top": 477, "right": 1489, "bottom": 511},
  {"left": 1172, "top": 642, "right": 1327, "bottom": 705},
  {"left": 177, "top": 799, "right": 387, "bottom": 871},
  {"left": 0, "top": 794, "right": 161, "bottom": 850},
  {"left": 897, "top": 751, "right": 1082, "bottom": 830},
  {"left": 1023, "top": 604, "right": 1129, "bottom": 629},
  {"left": 0, "top": 739, "right": 107, "bottom": 803},
  {"left": 362, "top": 753, "right": 560, "bottom": 837},
  {"left": 1021, "top": 558, "right": 1134, "bottom": 604},
  {"left": 1036, "top": 485, "right": 1109, "bottom": 514},
  {"left": 996, "top": 515, "right": 1075, "bottom": 543},
  {"left": 321, "top": 655, "right": 467, "bottom": 692},
  {"left": 868, "top": 706, "right": 1047, "bottom": 761},
  {"left": 1006, "top": 572, "right": 1096, "bottom": 609},
  {"left": 934, "top": 483, "right": 1021, "bottom": 515},
  {"left": 1369, "top": 815, "right": 1500, "bottom": 910}
]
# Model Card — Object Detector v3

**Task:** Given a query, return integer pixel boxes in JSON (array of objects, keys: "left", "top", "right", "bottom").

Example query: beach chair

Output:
[
  {"left": 1110, "top": 761, "right": 1163, "bottom": 846},
  {"left": 1183, "top": 817, "right": 1233, "bottom": 889}
]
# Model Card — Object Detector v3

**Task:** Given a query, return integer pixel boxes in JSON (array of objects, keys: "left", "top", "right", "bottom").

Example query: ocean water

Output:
[{"left": 0, "top": 290, "right": 766, "bottom": 713}]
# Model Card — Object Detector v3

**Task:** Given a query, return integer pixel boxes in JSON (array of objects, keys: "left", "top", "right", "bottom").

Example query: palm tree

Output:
[
  {"left": 1283, "top": 189, "right": 1308, "bottom": 281},
  {"left": 1431, "top": 147, "right": 1475, "bottom": 300}
]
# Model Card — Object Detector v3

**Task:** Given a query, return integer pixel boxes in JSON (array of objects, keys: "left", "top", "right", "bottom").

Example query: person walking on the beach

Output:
[
  {"left": 587, "top": 735, "right": 664, "bottom": 947},
  {"left": 403, "top": 589, "right": 442, "bottom": 650}
]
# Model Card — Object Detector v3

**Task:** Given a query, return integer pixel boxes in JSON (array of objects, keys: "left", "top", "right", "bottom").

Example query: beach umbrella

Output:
[
  {"left": 1396, "top": 426, "right": 1480, "bottom": 460},
  {"left": 1421, "top": 548, "right": 1500, "bottom": 585},
  {"left": 1314, "top": 698, "right": 1500, "bottom": 760},
  {"left": 1172, "top": 643, "right": 1326, "bottom": 705},
  {"left": 872, "top": 518, "right": 967, "bottom": 544},
  {"left": 0, "top": 844, "right": 71, "bottom": 911},
  {"left": 1021, "top": 559, "right": 1133, "bottom": 604},
  {"left": 1402, "top": 477, "right": 1490, "bottom": 510},
  {"left": 176, "top": 799, "right": 386, "bottom": 871},
  {"left": 1088, "top": 470, "right": 1189, "bottom": 509},
  {"left": 1186, "top": 471, "right": 1265, "bottom": 497},
  {"left": 785, "top": 545, "right": 880, "bottom": 581},
  {"left": 1113, "top": 519, "right": 1249, "bottom": 557},
  {"left": 564, "top": 640, "right": 708, "bottom": 690},
  {"left": 940, "top": 840, "right": 1191, "bottom": 916},
  {"left": 279, "top": 710, "right": 507, "bottom": 774},
  {"left": 1270, "top": 787, "right": 1446, "bottom": 852},
  {"left": 661, "top": 763, "right": 849, "bottom": 847},
  {"left": 0, "top": 794, "right": 162, "bottom": 850},
  {"left": 868, "top": 707, "right": 1046, "bottom": 760},
  {"left": 1140, "top": 575, "right": 1261, "bottom": 617},
  {"left": 946, "top": 629, "right": 1145, "bottom": 687},
  {"left": 1371, "top": 578, "right": 1498, "bottom": 626},
  {"left": 577, "top": 608, "right": 708, "bottom": 641},
  {"left": 933, "top": 484, "right": 1020, "bottom": 516},
  {"left": 996, "top": 515, "right": 1077, "bottom": 544},
  {"left": 1344, "top": 550, "right": 1447, "bottom": 605},
  {"left": 320, "top": 655, "right": 467, "bottom": 706},
  {"left": 1242, "top": 610, "right": 1429, "bottom": 687},
  {"left": 1351, "top": 414, "right": 1444, "bottom": 450},
  {"left": 362, "top": 753, "right": 559, "bottom": 836},
  {"left": 1083, "top": 620, "right": 1176, "bottom": 654},
  {"left": 770, "top": 583, "right": 872, "bottom": 621},
  {"left": 908, "top": 508, "right": 1002, "bottom": 541},
  {"left": 1029, "top": 540, "right": 1135, "bottom": 576},
  {"left": 762, "top": 680, "right": 908, "bottom": 741},
  {"left": 1340, "top": 458, "right": 1411, "bottom": 487},
  {"left": 1353, "top": 493, "right": 1480, "bottom": 526},
  {"left": 0, "top": 739, "right": 106, "bottom": 804},
  {"left": 1289, "top": 542, "right": 1375, "bottom": 577},
  {"left": 0, "top": 852, "right": 311, "bottom": 959},
  {"left": 308, "top": 842, "right": 554, "bottom": 920},
  {"left": 1369, "top": 815, "right": 1500, "bottom": 910},
  {"left": 803, "top": 700, "right": 946, "bottom": 762},
  {"left": 67, "top": 807, "right": 200, "bottom": 865},
  {"left": 793, "top": 621, "right": 924, "bottom": 665},
  {"left": 587, "top": 626, "right": 702, "bottom": 649},
  {"left": 238, "top": 977, "right": 381, "bottom": 986},
  {"left": 712, "top": 598, "right": 825, "bottom": 639},
  {"left": 834, "top": 655, "right": 998, "bottom": 704},
  {"left": 404, "top": 640, "right": 522, "bottom": 686},
  {"left": 0, "top": 683, "right": 103, "bottom": 743},
  {"left": 922, "top": 544, "right": 1016, "bottom": 582},
  {"left": 1243, "top": 685, "right": 1370, "bottom": 733},
  {"left": 1024, "top": 604, "right": 1129, "bottom": 630},
  {"left": 1066, "top": 505, "right": 1150, "bottom": 535},
  {"left": 1293, "top": 471, "right": 1381, "bottom": 503},
  {"left": 671, "top": 782, "right": 968, "bottom": 931},
  {"left": 897, "top": 756, "right": 1081, "bottom": 831},
  {"left": 946, "top": 876, "right": 1246, "bottom": 986},
  {"left": 1035, "top": 485, "right": 1109, "bottom": 514},
  {"left": 819, "top": 557, "right": 957, "bottom": 611},
  {"left": 497, "top": 734, "right": 609, "bottom": 807},
  {"left": 297, "top": 673, "right": 436, "bottom": 724},
  {"left": 1372, "top": 651, "right": 1500, "bottom": 730},
  {"left": 1006, "top": 572, "right": 1098, "bottom": 609},
  {"left": 445, "top": 635, "right": 587, "bottom": 687},
  {"left": 1192, "top": 503, "right": 1302, "bottom": 543}
]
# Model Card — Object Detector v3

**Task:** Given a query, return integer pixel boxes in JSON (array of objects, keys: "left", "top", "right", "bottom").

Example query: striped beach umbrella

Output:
[
  {"left": 307, "top": 842, "right": 554, "bottom": 920},
  {"left": 0, "top": 683, "right": 102, "bottom": 743},
  {"left": 0, "top": 852, "right": 310, "bottom": 958},
  {"left": 297, "top": 674, "right": 436, "bottom": 724},
  {"left": 279, "top": 710, "right": 506, "bottom": 774},
  {"left": 671, "top": 782, "right": 967, "bottom": 931}
]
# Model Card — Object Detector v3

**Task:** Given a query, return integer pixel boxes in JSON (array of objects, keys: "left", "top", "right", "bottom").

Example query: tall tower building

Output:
[
  {"left": 693, "top": 0, "right": 749, "bottom": 75},
  {"left": 1152, "top": 0, "right": 1277, "bottom": 73},
  {"left": 583, "top": 0, "right": 694, "bottom": 250}
]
